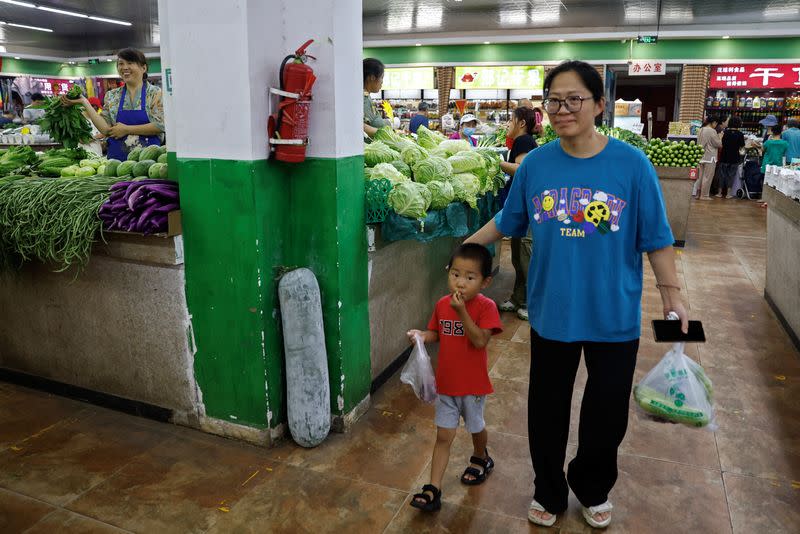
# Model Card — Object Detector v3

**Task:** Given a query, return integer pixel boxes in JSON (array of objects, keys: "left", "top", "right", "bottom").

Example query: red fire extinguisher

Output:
[{"left": 268, "top": 39, "right": 317, "bottom": 163}]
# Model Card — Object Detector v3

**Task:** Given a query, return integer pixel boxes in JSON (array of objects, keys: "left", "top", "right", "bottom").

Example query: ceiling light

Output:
[
  {"left": 558, "top": 39, "right": 564, "bottom": 42},
  {"left": 415, "top": 43, "right": 422, "bottom": 46},
  {"left": 530, "top": 1, "right": 562, "bottom": 25},
  {"left": 0, "top": 1, "right": 35, "bottom": 7},
  {"left": 764, "top": 6, "right": 799, "bottom": 17},
  {"left": 416, "top": 2, "right": 443, "bottom": 30},
  {"left": 5, "top": 22, "right": 53, "bottom": 32},
  {"left": 483, "top": 41, "right": 491, "bottom": 45},
  {"left": 88, "top": 16, "right": 131, "bottom": 26},
  {"left": 499, "top": 8, "right": 527, "bottom": 25},
  {"left": 37, "top": 6, "right": 88, "bottom": 18},
  {"left": 386, "top": 8, "right": 412, "bottom": 32},
  {"left": 722, "top": 35, "right": 730, "bottom": 39},
  {"left": 106, "top": 58, "right": 113, "bottom": 62},
  {"left": 13, "top": 56, "right": 20, "bottom": 59}
]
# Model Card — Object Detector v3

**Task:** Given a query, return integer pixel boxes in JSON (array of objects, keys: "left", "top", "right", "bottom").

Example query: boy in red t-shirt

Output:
[{"left": 407, "top": 243, "right": 504, "bottom": 512}]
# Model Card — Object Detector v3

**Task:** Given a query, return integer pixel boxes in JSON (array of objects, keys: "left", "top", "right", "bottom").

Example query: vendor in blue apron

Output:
[{"left": 62, "top": 48, "right": 164, "bottom": 161}]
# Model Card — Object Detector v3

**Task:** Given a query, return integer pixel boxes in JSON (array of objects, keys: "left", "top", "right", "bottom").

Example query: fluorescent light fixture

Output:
[
  {"left": 13, "top": 56, "right": 20, "bottom": 59},
  {"left": 89, "top": 15, "right": 131, "bottom": 26},
  {"left": 483, "top": 41, "right": 491, "bottom": 44},
  {"left": 764, "top": 5, "right": 800, "bottom": 17},
  {"left": 5, "top": 22, "right": 53, "bottom": 32},
  {"left": 0, "top": 1, "right": 35, "bottom": 7},
  {"left": 106, "top": 58, "right": 113, "bottom": 61},
  {"left": 530, "top": 1, "right": 562, "bottom": 25},
  {"left": 415, "top": 43, "right": 422, "bottom": 46},
  {"left": 499, "top": 8, "right": 528, "bottom": 25},
  {"left": 386, "top": 7, "right": 412, "bottom": 32},
  {"left": 558, "top": 39, "right": 564, "bottom": 42},
  {"left": 37, "top": 6, "right": 88, "bottom": 18},
  {"left": 416, "top": 2, "right": 443, "bottom": 30},
  {"left": 623, "top": 0, "right": 656, "bottom": 24},
  {"left": 722, "top": 35, "right": 730, "bottom": 39}
]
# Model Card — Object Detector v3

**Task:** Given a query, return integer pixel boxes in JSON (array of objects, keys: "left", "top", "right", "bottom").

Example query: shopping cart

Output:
[{"left": 737, "top": 151, "right": 763, "bottom": 200}]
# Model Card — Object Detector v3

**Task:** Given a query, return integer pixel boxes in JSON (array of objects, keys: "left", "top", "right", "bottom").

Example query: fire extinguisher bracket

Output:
[{"left": 267, "top": 86, "right": 311, "bottom": 149}]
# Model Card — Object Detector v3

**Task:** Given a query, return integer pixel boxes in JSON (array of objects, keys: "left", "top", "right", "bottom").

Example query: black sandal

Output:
[
  {"left": 460, "top": 449, "right": 494, "bottom": 486},
  {"left": 410, "top": 484, "right": 441, "bottom": 512}
]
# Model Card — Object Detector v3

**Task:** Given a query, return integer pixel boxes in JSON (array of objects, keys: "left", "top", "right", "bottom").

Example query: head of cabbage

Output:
[
  {"left": 449, "top": 173, "right": 481, "bottom": 209},
  {"left": 426, "top": 180, "right": 455, "bottom": 210},
  {"left": 364, "top": 140, "right": 400, "bottom": 167},
  {"left": 412, "top": 156, "right": 453, "bottom": 184},
  {"left": 437, "top": 139, "right": 472, "bottom": 157},
  {"left": 368, "top": 162, "right": 409, "bottom": 185},
  {"left": 388, "top": 181, "right": 430, "bottom": 219},
  {"left": 448, "top": 150, "right": 486, "bottom": 176},
  {"left": 400, "top": 144, "right": 429, "bottom": 168},
  {"left": 416, "top": 125, "right": 445, "bottom": 150},
  {"left": 389, "top": 159, "right": 412, "bottom": 178}
]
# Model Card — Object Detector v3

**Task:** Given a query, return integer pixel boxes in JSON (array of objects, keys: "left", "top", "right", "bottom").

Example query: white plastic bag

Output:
[
  {"left": 400, "top": 334, "right": 438, "bottom": 404},
  {"left": 634, "top": 341, "right": 716, "bottom": 430}
]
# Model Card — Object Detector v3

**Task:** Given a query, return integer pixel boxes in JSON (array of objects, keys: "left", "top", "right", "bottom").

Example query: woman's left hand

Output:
[
  {"left": 107, "top": 123, "right": 130, "bottom": 139},
  {"left": 663, "top": 298, "right": 689, "bottom": 334}
]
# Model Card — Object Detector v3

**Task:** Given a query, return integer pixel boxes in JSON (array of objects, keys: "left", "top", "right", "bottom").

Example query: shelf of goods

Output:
[{"left": 706, "top": 91, "right": 800, "bottom": 135}]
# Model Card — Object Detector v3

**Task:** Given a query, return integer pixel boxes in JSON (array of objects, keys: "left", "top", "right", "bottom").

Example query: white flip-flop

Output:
[
  {"left": 582, "top": 501, "right": 613, "bottom": 528},
  {"left": 528, "top": 499, "right": 557, "bottom": 527}
]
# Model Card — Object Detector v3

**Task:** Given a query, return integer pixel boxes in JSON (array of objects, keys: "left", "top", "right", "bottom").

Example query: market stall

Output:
[
  {"left": 763, "top": 165, "right": 800, "bottom": 350},
  {"left": 706, "top": 64, "right": 800, "bottom": 136},
  {"left": 369, "top": 67, "right": 442, "bottom": 131},
  {"left": 363, "top": 124, "right": 504, "bottom": 380}
]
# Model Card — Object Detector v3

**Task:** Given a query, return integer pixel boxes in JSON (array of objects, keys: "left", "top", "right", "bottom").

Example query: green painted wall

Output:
[
  {"left": 1, "top": 57, "right": 162, "bottom": 78},
  {"left": 176, "top": 154, "right": 370, "bottom": 429},
  {"left": 364, "top": 37, "right": 800, "bottom": 65},
  {"left": 284, "top": 156, "right": 371, "bottom": 414}
]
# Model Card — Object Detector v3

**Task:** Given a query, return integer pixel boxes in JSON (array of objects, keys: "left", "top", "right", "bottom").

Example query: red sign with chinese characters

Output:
[
  {"left": 709, "top": 64, "right": 800, "bottom": 90},
  {"left": 628, "top": 60, "right": 666, "bottom": 76}
]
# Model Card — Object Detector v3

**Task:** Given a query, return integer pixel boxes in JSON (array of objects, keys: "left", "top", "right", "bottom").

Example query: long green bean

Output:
[{"left": 0, "top": 176, "right": 118, "bottom": 272}]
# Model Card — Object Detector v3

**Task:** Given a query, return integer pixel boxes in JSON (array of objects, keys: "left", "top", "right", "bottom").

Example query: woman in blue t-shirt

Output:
[{"left": 465, "top": 61, "right": 688, "bottom": 529}]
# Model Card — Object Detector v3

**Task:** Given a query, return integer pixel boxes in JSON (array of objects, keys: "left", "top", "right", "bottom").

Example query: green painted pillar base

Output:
[{"left": 175, "top": 154, "right": 370, "bottom": 432}]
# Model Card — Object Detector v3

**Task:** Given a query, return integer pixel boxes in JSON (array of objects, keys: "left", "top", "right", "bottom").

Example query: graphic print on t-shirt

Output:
[
  {"left": 531, "top": 187, "right": 628, "bottom": 238},
  {"left": 439, "top": 319, "right": 464, "bottom": 337}
]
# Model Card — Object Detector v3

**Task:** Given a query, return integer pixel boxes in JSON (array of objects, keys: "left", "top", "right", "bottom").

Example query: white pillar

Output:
[{"left": 158, "top": 0, "right": 362, "bottom": 161}]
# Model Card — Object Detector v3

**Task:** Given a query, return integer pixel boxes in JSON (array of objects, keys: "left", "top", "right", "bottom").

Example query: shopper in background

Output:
[
  {"left": 61, "top": 48, "right": 163, "bottom": 161},
  {"left": 782, "top": 118, "right": 800, "bottom": 163},
  {"left": 465, "top": 60, "right": 686, "bottom": 530},
  {"left": 363, "top": 58, "right": 391, "bottom": 138},
  {"left": 22, "top": 93, "right": 46, "bottom": 123},
  {"left": 762, "top": 125, "right": 789, "bottom": 172},
  {"left": 409, "top": 101, "right": 430, "bottom": 134},
  {"left": 717, "top": 116, "right": 745, "bottom": 199},
  {"left": 450, "top": 114, "right": 479, "bottom": 146},
  {"left": 759, "top": 114, "right": 778, "bottom": 143},
  {"left": 498, "top": 106, "right": 538, "bottom": 321},
  {"left": 697, "top": 115, "right": 723, "bottom": 200}
]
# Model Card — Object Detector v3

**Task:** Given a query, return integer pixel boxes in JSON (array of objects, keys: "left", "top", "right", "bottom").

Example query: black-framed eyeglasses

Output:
[{"left": 542, "top": 95, "right": 593, "bottom": 114}]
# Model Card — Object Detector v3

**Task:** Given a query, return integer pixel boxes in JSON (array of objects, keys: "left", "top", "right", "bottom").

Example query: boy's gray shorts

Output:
[{"left": 435, "top": 394, "right": 487, "bottom": 433}]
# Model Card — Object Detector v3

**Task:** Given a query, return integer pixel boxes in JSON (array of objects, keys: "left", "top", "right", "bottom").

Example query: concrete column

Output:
[{"left": 158, "top": 0, "right": 370, "bottom": 444}]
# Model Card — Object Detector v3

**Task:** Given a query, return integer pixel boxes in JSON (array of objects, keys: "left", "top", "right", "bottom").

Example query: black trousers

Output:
[{"left": 528, "top": 329, "right": 639, "bottom": 513}]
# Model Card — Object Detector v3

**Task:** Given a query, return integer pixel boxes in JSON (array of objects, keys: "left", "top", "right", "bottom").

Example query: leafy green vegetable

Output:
[
  {"left": 364, "top": 140, "right": 400, "bottom": 167},
  {"left": 38, "top": 85, "right": 94, "bottom": 149},
  {"left": 412, "top": 156, "right": 453, "bottom": 184},
  {"left": 389, "top": 159, "right": 412, "bottom": 178},
  {"left": 368, "top": 162, "right": 409, "bottom": 185},
  {"left": 374, "top": 126, "right": 416, "bottom": 153},
  {"left": 416, "top": 125, "right": 446, "bottom": 150},
  {"left": 426, "top": 180, "right": 455, "bottom": 210},
  {"left": 400, "top": 144, "right": 429, "bottom": 168},
  {"left": 388, "top": 181, "right": 429, "bottom": 219},
  {"left": 448, "top": 150, "right": 486, "bottom": 178},
  {"left": 450, "top": 173, "right": 481, "bottom": 209},
  {"left": 437, "top": 139, "right": 472, "bottom": 157}
]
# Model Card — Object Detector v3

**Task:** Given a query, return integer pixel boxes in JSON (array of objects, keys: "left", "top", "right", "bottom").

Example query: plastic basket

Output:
[{"left": 365, "top": 177, "right": 392, "bottom": 224}]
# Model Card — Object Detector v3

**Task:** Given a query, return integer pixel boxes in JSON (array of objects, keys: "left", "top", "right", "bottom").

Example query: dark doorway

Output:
[{"left": 614, "top": 72, "right": 679, "bottom": 139}]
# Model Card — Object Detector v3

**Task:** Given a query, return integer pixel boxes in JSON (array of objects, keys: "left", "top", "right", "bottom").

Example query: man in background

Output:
[
  {"left": 409, "top": 101, "right": 430, "bottom": 134},
  {"left": 782, "top": 118, "right": 800, "bottom": 163}
]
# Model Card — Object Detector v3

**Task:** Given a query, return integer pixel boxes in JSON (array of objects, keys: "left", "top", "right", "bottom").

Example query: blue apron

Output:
[{"left": 107, "top": 84, "right": 161, "bottom": 161}]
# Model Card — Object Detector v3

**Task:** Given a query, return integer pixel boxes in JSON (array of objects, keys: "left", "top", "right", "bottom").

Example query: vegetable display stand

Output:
[{"left": 655, "top": 166, "right": 696, "bottom": 247}]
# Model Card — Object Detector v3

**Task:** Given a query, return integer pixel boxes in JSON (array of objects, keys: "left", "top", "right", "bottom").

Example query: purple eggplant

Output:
[
  {"left": 153, "top": 202, "right": 179, "bottom": 213},
  {"left": 135, "top": 204, "right": 160, "bottom": 230}
]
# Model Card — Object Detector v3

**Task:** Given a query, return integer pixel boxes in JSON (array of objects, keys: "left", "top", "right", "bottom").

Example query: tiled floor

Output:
[{"left": 2, "top": 198, "right": 799, "bottom": 533}]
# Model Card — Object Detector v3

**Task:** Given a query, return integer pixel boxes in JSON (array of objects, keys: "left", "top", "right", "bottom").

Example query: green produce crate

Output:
[{"left": 365, "top": 178, "right": 392, "bottom": 224}]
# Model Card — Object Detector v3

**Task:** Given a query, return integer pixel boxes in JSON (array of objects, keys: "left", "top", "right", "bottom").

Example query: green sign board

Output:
[
  {"left": 454, "top": 66, "right": 544, "bottom": 90},
  {"left": 637, "top": 35, "right": 658, "bottom": 44},
  {"left": 87, "top": 58, "right": 100, "bottom": 65},
  {"left": 381, "top": 67, "right": 434, "bottom": 90}
]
